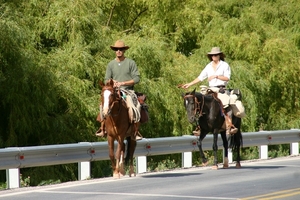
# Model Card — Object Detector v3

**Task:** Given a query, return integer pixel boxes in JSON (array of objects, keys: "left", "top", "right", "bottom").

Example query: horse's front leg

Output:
[
  {"left": 114, "top": 139, "right": 125, "bottom": 179},
  {"left": 119, "top": 142, "right": 126, "bottom": 177},
  {"left": 107, "top": 136, "right": 118, "bottom": 178},
  {"left": 212, "top": 130, "right": 219, "bottom": 170},
  {"left": 220, "top": 131, "right": 229, "bottom": 168},
  {"left": 197, "top": 134, "right": 208, "bottom": 166}
]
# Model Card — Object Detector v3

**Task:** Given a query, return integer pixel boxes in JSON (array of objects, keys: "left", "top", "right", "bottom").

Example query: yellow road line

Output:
[{"left": 241, "top": 188, "right": 300, "bottom": 200}]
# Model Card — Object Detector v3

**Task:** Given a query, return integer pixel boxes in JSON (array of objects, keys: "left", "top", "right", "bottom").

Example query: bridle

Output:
[
  {"left": 184, "top": 93, "right": 205, "bottom": 118},
  {"left": 101, "top": 86, "right": 122, "bottom": 118}
]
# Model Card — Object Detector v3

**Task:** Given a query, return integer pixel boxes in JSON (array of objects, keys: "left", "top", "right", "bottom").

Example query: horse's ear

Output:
[
  {"left": 181, "top": 92, "right": 185, "bottom": 98},
  {"left": 99, "top": 80, "right": 105, "bottom": 87},
  {"left": 109, "top": 79, "right": 114, "bottom": 86},
  {"left": 191, "top": 88, "right": 196, "bottom": 95}
]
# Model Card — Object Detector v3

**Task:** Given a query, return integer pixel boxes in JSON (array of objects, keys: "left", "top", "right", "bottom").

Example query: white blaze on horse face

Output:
[
  {"left": 185, "top": 99, "right": 192, "bottom": 110},
  {"left": 102, "top": 90, "right": 111, "bottom": 115},
  {"left": 185, "top": 99, "right": 188, "bottom": 107}
]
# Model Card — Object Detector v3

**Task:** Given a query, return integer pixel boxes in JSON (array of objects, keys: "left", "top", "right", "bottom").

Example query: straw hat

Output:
[
  {"left": 110, "top": 40, "right": 130, "bottom": 50},
  {"left": 207, "top": 47, "right": 223, "bottom": 55}
]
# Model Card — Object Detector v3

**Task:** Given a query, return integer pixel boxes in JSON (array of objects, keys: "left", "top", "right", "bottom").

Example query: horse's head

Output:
[
  {"left": 182, "top": 89, "right": 202, "bottom": 123},
  {"left": 101, "top": 79, "right": 120, "bottom": 117}
]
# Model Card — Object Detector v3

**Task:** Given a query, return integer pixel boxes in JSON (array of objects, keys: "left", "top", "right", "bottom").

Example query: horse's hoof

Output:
[
  {"left": 129, "top": 173, "right": 136, "bottom": 177},
  {"left": 119, "top": 169, "right": 125, "bottom": 176},
  {"left": 119, "top": 172, "right": 125, "bottom": 177},
  {"left": 113, "top": 173, "right": 120, "bottom": 179},
  {"left": 223, "top": 157, "right": 229, "bottom": 168},
  {"left": 202, "top": 161, "right": 208, "bottom": 167},
  {"left": 211, "top": 165, "right": 218, "bottom": 170},
  {"left": 236, "top": 163, "right": 242, "bottom": 168}
]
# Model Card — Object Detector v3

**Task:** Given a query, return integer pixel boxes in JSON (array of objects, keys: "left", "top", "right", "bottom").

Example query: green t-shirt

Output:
[{"left": 105, "top": 58, "right": 140, "bottom": 90}]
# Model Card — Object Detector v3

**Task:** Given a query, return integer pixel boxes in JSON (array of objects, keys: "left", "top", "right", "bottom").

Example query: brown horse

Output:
[{"left": 99, "top": 79, "right": 137, "bottom": 178}]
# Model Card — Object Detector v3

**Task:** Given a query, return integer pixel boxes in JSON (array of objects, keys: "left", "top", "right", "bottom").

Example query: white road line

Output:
[{"left": 38, "top": 190, "right": 238, "bottom": 200}]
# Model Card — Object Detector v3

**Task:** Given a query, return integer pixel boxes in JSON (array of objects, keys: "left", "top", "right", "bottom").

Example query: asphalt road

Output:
[{"left": 1, "top": 156, "right": 300, "bottom": 200}]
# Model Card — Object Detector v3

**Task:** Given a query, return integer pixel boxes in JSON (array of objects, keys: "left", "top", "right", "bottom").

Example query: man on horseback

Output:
[
  {"left": 181, "top": 47, "right": 238, "bottom": 135},
  {"left": 96, "top": 40, "right": 143, "bottom": 141}
]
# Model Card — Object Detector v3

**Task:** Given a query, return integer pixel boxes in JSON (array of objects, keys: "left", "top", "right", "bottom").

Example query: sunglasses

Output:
[
  {"left": 211, "top": 54, "right": 220, "bottom": 57},
  {"left": 113, "top": 48, "right": 126, "bottom": 51}
]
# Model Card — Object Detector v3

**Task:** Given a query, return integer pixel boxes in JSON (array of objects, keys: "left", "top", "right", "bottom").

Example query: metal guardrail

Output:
[
  {"left": 0, "top": 129, "right": 299, "bottom": 170},
  {"left": 0, "top": 129, "right": 299, "bottom": 189}
]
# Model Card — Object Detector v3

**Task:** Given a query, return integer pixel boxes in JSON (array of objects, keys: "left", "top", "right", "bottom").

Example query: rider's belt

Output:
[{"left": 215, "top": 85, "right": 226, "bottom": 88}]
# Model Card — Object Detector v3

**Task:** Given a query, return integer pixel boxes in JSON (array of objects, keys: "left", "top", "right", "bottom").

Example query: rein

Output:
[
  {"left": 184, "top": 93, "right": 204, "bottom": 132},
  {"left": 184, "top": 94, "right": 204, "bottom": 118},
  {"left": 102, "top": 87, "right": 123, "bottom": 118}
]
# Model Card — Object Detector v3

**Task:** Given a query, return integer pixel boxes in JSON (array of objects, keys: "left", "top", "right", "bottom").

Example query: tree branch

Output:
[{"left": 106, "top": 5, "right": 115, "bottom": 27}]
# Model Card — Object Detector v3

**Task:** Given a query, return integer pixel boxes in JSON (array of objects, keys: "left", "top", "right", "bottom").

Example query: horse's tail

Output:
[{"left": 228, "top": 118, "right": 243, "bottom": 151}]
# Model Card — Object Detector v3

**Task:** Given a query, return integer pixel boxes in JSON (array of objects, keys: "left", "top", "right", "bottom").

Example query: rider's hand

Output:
[
  {"left": 208, "top": 75, "right": 218, "bottom": 81},
  {"left": 182, "top": 83, "right": 191, "bottom": 89},
  {"left": 114, "top": 81, "right": 124, "bottom": 88}
]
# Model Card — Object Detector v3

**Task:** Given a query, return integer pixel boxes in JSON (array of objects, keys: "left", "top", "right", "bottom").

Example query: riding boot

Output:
[
  {"left": 131, "top": 123, "right": 143, "bottom": 141},
  {"left": 95, "top": 121, "right": 107, "bottom": 137},
  {"left": 225, "top": 111, "right": 238, "bottom": 135},
  {"left": 134, "top": 131, "right": 143, "bottom": 141},
  {"left": 96, "top": 104, "right": 107, "bottom": 137}
]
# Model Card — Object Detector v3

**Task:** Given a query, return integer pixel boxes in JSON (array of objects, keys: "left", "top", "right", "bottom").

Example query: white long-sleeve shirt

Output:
[{"left": 197, "top": 60, "right": 231, "bottom": 87}]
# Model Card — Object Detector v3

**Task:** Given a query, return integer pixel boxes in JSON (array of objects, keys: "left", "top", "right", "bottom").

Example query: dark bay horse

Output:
[
  {"left": 99, "top": 79, "right": 137, "bottom": 178},
  {"left": 182, "top": 89, "right": 243, "bottom": 169}
]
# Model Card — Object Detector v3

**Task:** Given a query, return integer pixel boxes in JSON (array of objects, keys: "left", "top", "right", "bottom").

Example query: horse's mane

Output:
[{"left": 194, "top": 92, "right": 214, "bottom": 102}]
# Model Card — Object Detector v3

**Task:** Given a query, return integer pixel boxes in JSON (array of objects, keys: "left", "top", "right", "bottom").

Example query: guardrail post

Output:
[
  {"left": 290, "top": 142, "right": 299, "bottom": 155},
  {"left": 78, "top": 161, "right": 90, "bottom": 180},
  {"left": 259, "top": 145, "right": 268, "bottom": 159},
  {"left": 136, "top": 156, "right": 147, "bottom": 174},
  {"left": 182, "top": 152, "right": 192, "bottom": 168},
  {"left": 6, "top": 168, "right": 20, "bottom": 189}
]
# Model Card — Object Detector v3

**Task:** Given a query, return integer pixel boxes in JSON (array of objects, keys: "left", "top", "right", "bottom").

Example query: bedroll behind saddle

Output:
[
  {"left": 200, "top": 86, "right": 246, "bottom": 118},
  {"left": 122, "top": 90, "right": 149, "bottom": 124},
  {"left": 136, "top": 92, "right": 149, "bottom": 124}
]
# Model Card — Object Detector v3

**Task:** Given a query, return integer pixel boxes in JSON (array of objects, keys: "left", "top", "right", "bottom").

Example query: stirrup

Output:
[
  {"left": 226, "top": 127, "right": 238, "bottom": 135},
  {"left": 192, "top": 127, "right": 201, "bottom": 136},
  {"left": 95, "top": 130, "right": 107, "bottom": 137},
  {"left": 192, "top": 130, "right": 201, "bottom": 136},
  {"left": 230, "top": 127, "right": 238, "bottom": 134}
]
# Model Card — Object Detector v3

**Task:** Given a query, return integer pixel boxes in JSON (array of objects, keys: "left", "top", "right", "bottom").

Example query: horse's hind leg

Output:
[
  {"left": 220, "top": 131, "right": 229, "bottom": 168},
  {"left": 236, "top": 147, "right": 241, "bottom": 168},
  {"left": 235, "top": 140, "right": 242, "bottom": 168},
  {"left": 231, "top": 117, "right": 242, "bottom": 168},
  {"left": 127, "top": 138, "right": 137, "bottom": 177}
]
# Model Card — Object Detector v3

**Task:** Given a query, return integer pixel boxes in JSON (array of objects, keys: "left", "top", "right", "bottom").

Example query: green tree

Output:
[{"left": 1, "top": 0, "right": 299, "bottom": 186}]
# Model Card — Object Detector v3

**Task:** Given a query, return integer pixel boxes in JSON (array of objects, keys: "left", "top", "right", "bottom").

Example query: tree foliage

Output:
[{"left": 1, "top": 0, "right": 300, "bottom": 184}]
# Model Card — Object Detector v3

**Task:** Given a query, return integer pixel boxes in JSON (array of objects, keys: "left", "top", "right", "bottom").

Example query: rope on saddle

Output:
[{"left": 121, "top": 89, "right": 141, "bottom": 123}]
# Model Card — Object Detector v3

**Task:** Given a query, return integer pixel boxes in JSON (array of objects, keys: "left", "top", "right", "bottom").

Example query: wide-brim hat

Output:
[
  {"left": 110, "top": 40, "right": 130, "bottom": 51},
  {"left": 207, "top": 47, "right": 223, "bottom": 55}
]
